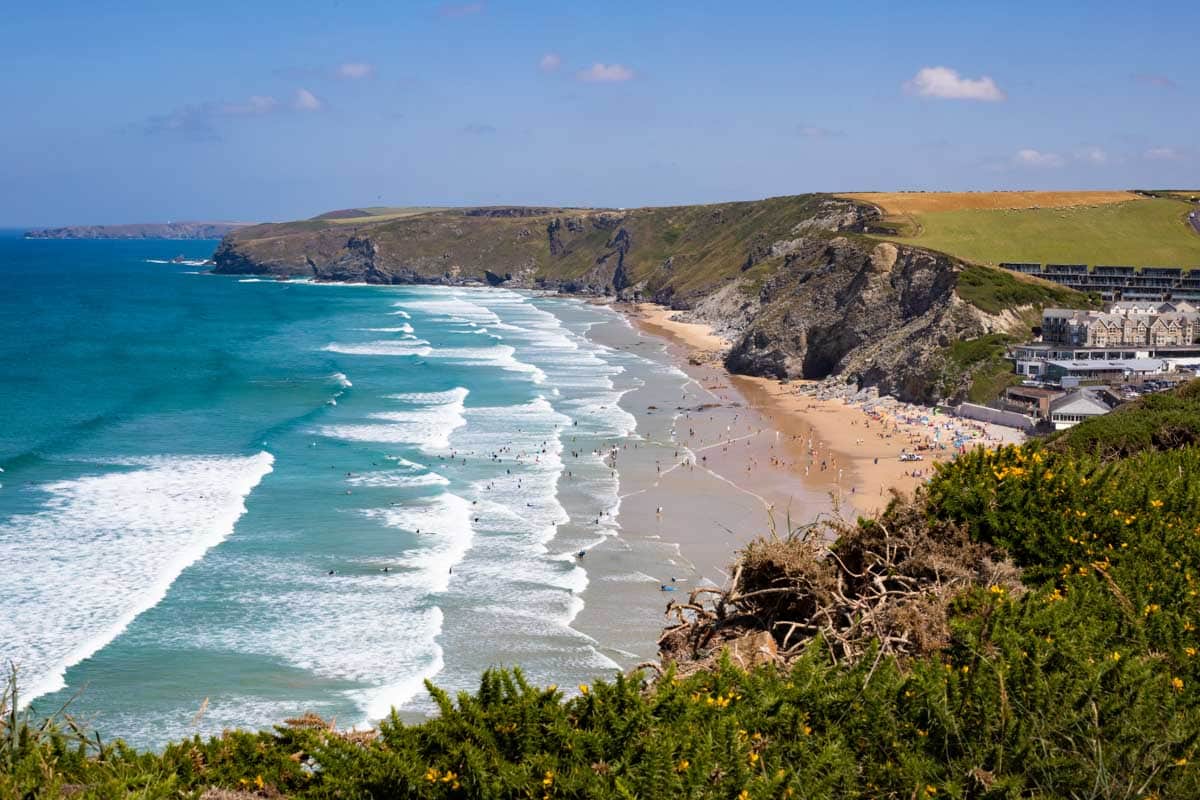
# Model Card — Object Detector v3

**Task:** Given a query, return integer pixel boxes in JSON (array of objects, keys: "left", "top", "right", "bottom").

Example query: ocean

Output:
[{"left": 0, "top": 232, "right": 694, "bottom": 747}]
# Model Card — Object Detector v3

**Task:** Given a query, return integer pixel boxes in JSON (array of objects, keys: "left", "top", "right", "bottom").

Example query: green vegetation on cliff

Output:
[
  {"left": 216, "top": 195, "right": 855, "bottom": 302},
  {"left": 6, "top": 383, "right": 1200, "bottom": 799},
  {"left": 954, "top": 264, "right": 1098, "bottom": 316},
  {"left": 940, "top": 333, "right": 1020, "bottom": 404}
]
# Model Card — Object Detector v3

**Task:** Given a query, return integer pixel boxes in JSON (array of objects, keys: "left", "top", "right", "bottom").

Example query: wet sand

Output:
[{"left": 566, "top": 305, "right": 834, "bottom": 668}]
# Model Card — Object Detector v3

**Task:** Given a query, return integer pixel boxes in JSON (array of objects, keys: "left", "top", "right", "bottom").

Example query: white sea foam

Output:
[
  {"left": 435, "top": 393, "right": 591, "bottom": 641},
  {"left": 348, "top": 471, "right": 449, "bottom": 488},
  {"left": 384, "top": 455, "right": 427, "bottom": 470},
  {"left": 367, "top": 493, "right": 475, "bottom": 593},
  {"left": 0, "top": 452, "right": 274, "bottom": 705},
  {"left": 469, "top": 292, "right": 637, "bottom": 437},
  {"left": 362, "top": 323, "right": 414, "bottom": 334},
  {"left": 322, "top": 340, "right": 432, "bottom": 357},
  {"left": 430, "top": 345, "right": 547, "bottom": 383},
  {"left": 317, "top": 387, "right": 469, "bottom": 452},
  {"left": 385, "top": 389, "right": 471, "bottom": 405},
  {"left": 356, "top": 609, "right": 446, "bottom": 718},
  {"left": 396, "top": 295, "right": 502, "bottom": 326},
  {"left": 330, "top": 372, "right": 353, "bottom": 388},
  {"left": 188, "top": 565, "right": 447, "bottom": 725},
  {"left": 174, "top": 489, "right": 474, "bottom": 727}
]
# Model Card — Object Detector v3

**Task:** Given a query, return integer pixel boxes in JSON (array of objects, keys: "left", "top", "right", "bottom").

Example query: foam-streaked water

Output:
[{"left": 0, "top": 233, "right": 684, "bottom": 747}]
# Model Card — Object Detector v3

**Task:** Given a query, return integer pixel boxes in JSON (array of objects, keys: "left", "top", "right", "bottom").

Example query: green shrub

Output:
[{"left": 955, "top": 265, "right": 1094, "bottom": 315}]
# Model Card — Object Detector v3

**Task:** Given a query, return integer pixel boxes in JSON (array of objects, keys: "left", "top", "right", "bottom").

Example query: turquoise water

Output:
[{"left": 0, "top": 232, "right": 679, "bottom": 747}]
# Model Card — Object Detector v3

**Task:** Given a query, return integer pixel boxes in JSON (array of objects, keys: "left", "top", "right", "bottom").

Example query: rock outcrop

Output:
[
  {"left": 208, "top": 193, "right": 1050, "bottom": 404},
  {"left": 726, "top": 238, "right": 980, "bottom": 403}
]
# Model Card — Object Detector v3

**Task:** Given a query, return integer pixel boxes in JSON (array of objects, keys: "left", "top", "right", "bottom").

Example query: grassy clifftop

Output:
[
  {"left": 8, "top": 383, "right": 1200, "bottom": 799},
  {"left": 843, "top": 191, "right": 1200, "bottom": 267},
  {"left": 215, "top": 194, "right": 867, "bottom": 302}
]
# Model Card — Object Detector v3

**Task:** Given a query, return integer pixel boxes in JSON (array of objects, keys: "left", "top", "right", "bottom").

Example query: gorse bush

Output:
[{"left": 6, "top": 385, "right": 1200, "bottom": 799}]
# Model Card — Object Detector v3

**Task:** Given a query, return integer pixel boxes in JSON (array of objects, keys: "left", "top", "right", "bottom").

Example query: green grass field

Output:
[
  {"left": 885, "top": 197, "right": 1200, "bottom": 267},
  {"left": 323, "top": 206, "right": 450, "bottom": 224}
]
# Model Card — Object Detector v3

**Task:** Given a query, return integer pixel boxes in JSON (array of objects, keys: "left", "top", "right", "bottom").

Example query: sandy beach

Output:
[{"left": 627, "top": 302, "right": 1024, "bottom": 517}]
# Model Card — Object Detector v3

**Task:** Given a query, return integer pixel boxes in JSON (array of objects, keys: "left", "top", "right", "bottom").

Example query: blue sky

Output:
[{"left": 3, "top": 0, "right": 1197, "bottom": 225}]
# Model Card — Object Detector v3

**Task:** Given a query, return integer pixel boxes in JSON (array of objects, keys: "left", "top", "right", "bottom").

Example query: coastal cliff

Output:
[
  {"left": 26, "top": 221, "right": 250, "bottom": 240},
  {"left": 212, "top": 195, "right": 1082, "bottom": 404}
]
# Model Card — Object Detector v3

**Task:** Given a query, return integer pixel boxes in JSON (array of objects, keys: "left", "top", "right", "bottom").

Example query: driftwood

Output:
[{"left": 653, "top": 499, "right": 1024, "bottom": 677}]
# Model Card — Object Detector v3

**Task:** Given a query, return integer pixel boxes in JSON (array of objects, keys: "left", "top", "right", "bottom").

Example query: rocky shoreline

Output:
[{"left": 207, "top": 195, "right": 1033, "bottom": 404}]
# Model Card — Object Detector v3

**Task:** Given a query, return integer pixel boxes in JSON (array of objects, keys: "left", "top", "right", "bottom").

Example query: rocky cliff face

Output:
[
  {"left": 208, "top": 195, "right": 1022, "bottom": 404},
  {"left": 725, "top": 239, "right": 982, "bottom": 402}
]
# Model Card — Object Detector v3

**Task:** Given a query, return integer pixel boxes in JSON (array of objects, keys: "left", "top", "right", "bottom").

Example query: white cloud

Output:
[
  {"left": 1145, "top": 146, "right": 1182, "bottom": 161},
  {"left": 539, "top": 53, "right": 562, "bottom": 72},
  {"left": 1013, "top": 148, "right": 1064, "bottom": 168},
  {"left": 336, "top": 62, "right": 375, "bottom": 80},
  {"left": 1075, "top": 146, "right": 1108, "bottom": 164},
  {"left": 904, "top": 66, "right": 1005, "bottom": 101},
  {"left": 293, "top": 88, "right": 322, "bottom": 111},
  {"left": 222, "top": 95, "right": 279, "bottom": 116},
  {"left": 577, "top": 62, "right": 634, "bottom": 83}
]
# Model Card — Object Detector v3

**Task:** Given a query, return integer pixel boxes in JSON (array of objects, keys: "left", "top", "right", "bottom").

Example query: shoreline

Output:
[{"left": 619, "top": 302, "right": 1024, "bottom": 519}]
